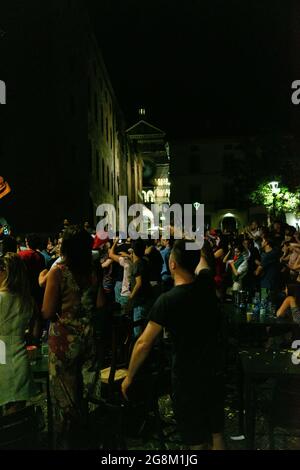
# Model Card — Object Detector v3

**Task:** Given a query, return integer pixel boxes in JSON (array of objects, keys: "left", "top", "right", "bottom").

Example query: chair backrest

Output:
[
  {"left": 107, "top": 314, "right": 139, "bottom": 388},
  {"left": 0, "top": 405, "right": 43, "bottom": 449},
  {"left": 270, "top": 377, "right": 300, "bottom": 430}
]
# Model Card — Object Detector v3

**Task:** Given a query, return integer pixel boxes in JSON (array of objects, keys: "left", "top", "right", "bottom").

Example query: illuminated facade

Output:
[{"left": 126, "top": 112, "right": 170, "bottom": 207}]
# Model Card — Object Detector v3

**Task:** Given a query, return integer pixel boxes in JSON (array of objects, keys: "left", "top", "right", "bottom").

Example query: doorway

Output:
[{"left": 221, "top": 216, "right": 237, "bottom": 233}]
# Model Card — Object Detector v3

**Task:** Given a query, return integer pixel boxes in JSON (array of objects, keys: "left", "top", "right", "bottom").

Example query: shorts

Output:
[{"left": 172, "top": 374, "right": 225, "bottom": 445}]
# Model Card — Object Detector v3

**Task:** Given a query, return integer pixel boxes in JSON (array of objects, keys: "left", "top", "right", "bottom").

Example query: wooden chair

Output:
[
  {"left": 87, "top": 312, "right": 139, "bottom": 449},
  {"left": 0, "top": 405, "right": 44, "bottom": 449},
  {"left": 88, "top": 313, "right": 169, "bottom": 449},
  {"left": 267, "top": 377, "right": 300, "bottom": 449},
  {"left": 100, "top": 313, "right": 134, "bottom": 398}
]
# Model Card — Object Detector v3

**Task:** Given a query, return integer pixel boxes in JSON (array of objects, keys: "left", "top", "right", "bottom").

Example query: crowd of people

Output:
[
  {"left": 0, "top": 217, "right": 300, "bottom": 449},
  {"left": 202, "top": 220, "right": 300, "bottom": 308}
]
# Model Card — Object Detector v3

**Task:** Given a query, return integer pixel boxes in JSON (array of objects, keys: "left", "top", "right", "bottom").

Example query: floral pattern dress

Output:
[{"left": 48, "top": 264, "right": 101, "bottom": 445}]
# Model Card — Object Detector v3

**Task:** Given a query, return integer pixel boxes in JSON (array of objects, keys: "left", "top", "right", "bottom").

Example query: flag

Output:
[{"left": 0, "top": 176, "right": 11, "bottom": 199}]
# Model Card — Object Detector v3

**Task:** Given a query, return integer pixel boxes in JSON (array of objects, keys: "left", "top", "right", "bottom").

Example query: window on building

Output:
[
  {"left": 94, "top": 93, "right": 98, "bottom": 123},
  {"left": 223, "top": 183, "right": 236, "bottom": 206},
  {"left": 106, "top": 117, "right": 108, "bottom": 143},
  {"left": 222, "top": 153, "right": 234, "bottom": 173},
  {"left": 189, "top": 154, "right": 201, "bottom": 173}
]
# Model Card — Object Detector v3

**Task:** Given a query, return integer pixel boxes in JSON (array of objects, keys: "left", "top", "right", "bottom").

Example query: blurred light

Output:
[{"left": 269, "top": 181, "right": 280, "bottom": 194}]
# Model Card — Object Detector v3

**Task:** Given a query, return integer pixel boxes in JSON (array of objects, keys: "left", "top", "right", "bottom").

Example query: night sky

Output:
[{"left": 88, "top": 0, "right": 292, "bottom": 138}]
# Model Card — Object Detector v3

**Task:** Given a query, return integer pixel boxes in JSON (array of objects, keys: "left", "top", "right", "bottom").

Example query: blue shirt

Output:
[{"left": 160, "top": 246, "right": 171, "bottom": 281}]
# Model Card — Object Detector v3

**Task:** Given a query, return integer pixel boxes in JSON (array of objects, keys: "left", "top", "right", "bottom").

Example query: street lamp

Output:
[{"left": 268, "top": 181, "right": 280, "bottom": 220}]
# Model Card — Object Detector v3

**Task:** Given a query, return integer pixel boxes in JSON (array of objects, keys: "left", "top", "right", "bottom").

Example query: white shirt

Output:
[{"left": 118, "top": 256, "right": 132, "bottom": 297}]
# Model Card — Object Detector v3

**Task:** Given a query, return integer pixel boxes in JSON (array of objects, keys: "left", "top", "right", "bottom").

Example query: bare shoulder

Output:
[{"left": 48, "top": 264, "right": 63, "bottom": 281}]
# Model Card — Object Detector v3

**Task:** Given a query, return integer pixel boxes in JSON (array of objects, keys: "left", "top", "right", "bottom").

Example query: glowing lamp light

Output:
[
  {"left": 193, "top": 202, "right": 200, "bottom": 211},
  {"left": 269, "top": 181, "right": 279, "bottom": 194}
]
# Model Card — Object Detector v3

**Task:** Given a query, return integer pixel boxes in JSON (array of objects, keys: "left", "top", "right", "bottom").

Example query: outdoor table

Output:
[
  {"left": 238, "top": 348, "right": 300, "bottom": 449},
  {"left": 223, "top": 303, "right": 300, "bottom": 351},
  {"left": 30, "top": 350, "right": 52, "bottom": 448},
  {"left": 223, "top": 303, "right": 297, "bottom": 327}
]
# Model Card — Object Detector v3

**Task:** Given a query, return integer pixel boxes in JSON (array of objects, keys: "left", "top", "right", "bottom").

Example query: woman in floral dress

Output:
[{"left": 42, "top": 226, "right": 105, "bottom": 449}]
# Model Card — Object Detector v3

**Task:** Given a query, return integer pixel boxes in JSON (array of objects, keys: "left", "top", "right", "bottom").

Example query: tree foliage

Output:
[{"left": 249, "top": 181, "right": 300, "bottom": 214}]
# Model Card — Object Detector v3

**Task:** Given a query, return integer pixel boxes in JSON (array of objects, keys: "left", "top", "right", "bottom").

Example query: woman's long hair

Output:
[
  {"left": 60, "top": 225, "right": 93, "bottom": 286},
  {"left": 0, "top": 252, "right": 34, "bottom": 312}
]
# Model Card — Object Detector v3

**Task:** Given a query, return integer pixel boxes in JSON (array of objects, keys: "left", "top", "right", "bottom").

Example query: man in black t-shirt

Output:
[{"left": 122, "top": 239, "right": 225, "bottom": 450}]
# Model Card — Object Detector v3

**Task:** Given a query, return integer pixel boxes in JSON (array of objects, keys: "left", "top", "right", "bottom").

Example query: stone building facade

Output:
[
  {"left": 0, "top": 0, "right": 142, "bottom": 233},
  {"left": 170, "top": 137, "right": 249, "bottom": 230}
]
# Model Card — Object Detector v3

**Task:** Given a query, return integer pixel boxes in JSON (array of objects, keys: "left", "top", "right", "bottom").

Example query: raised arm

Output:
[
  {"left": 276, "top": 296, "right": 291, "bottom": 318},
  {"left": 39, "top": 269, "right": 49, "bottom": 288},
  {"left": 101, "top": 257, "right": 113, "bottom": 269},
  {"left": 108, "top": 238, "right": 121, "bottom": 263},
  {"left": 214, "top": 248, "right": 224, "bottom": 260},
  {"left": 222, "top": 249, "right": 231, "bottom": 264},
  {"left": 254, "top": 265, "right": 263, "bottom": 277}
]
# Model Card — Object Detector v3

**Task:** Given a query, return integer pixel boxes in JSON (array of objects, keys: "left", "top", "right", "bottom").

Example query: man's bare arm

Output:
[{"left": 121, "top": 321, "right": 163, "bottom": 399}]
